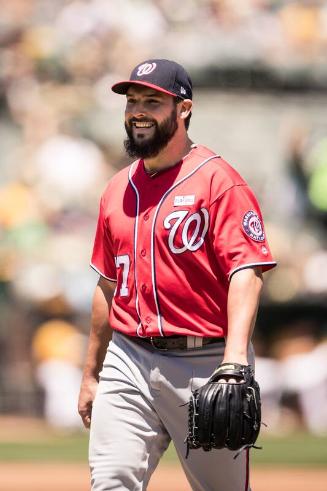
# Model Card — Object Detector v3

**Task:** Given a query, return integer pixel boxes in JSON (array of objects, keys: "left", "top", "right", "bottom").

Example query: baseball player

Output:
[{"left": 78, "top": 59, "right": 276, "bottom": 491}]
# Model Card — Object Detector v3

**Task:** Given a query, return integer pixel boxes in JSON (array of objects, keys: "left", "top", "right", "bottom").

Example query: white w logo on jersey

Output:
[{"left": 163, "top": 208, "right": 209, "bottom": 254}]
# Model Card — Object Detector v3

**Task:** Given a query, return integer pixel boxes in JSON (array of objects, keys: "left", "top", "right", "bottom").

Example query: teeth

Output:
[{"left": 134, "top": 122, "right": 153, "bottom": 128}]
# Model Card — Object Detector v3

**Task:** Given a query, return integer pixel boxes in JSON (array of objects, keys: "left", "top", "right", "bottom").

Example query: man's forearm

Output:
[
  {"left": 223, "top": 266, "right": 263, "bottom": 365},
  {"left": 82, "top": 279, "right": 115, "bottom": 381}
]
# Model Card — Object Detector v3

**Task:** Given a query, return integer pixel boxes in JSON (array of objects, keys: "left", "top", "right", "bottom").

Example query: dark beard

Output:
[{"left": 124, "top": 106, "right": 178, "bottom": 159}]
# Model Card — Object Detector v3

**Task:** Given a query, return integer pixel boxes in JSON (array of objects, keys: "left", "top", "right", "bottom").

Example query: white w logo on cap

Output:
[{"left": 137, "top": 63, "right": 157, "bottom": 76}]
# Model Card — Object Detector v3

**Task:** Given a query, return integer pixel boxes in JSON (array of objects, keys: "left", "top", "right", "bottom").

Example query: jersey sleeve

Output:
[
  {"left": 210, "top": 184, "right": 276, "bottom": 279},
  {"left": 90, "top": 195, "right": 117, "bottom": 281}
]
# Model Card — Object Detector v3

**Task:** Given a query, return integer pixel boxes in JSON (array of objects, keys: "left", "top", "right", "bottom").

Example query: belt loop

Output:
[
  {"left": 195, "top": 337, "right": 203, "bottom": 348},
  {"left": 187, "top": 336, "right": 195, "bottom": 349},
  {"left": 187, "top": 336, "right": 203, "bottom": 349}
]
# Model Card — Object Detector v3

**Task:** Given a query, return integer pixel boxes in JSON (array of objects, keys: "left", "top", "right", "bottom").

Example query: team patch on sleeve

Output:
[{"left": 242, "top": 210, "right": 265, "bottom": 242}]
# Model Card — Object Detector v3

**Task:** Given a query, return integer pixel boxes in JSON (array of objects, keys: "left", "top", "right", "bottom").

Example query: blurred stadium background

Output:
[{"left": 0, "top": 0, "right": 327, "bottom": 489}]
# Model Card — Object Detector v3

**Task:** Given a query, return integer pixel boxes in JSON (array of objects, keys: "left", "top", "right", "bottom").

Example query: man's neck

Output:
[{"left": 143, "top": 135, "right": 194, "bottom": 173}]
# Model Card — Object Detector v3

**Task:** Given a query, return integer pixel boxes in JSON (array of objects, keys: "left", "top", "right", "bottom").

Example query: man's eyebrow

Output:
[{"left": 144, "top": 92, "right": 163, "bottom": 97}]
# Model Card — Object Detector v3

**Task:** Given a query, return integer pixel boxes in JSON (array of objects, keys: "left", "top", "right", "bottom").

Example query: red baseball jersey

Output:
[{"left": 91, "top": 144, "right": 276, "bottom": 338}]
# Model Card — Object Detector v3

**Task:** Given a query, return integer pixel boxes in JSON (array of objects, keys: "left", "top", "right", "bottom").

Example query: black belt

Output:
[{"left": 136, "top": 335, "right": 225, "bottom": 351}]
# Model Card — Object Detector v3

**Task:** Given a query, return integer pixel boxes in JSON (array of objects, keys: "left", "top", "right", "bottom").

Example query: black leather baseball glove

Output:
[{"left": 186, "top": 363, "right": 261, "bottom": 457}]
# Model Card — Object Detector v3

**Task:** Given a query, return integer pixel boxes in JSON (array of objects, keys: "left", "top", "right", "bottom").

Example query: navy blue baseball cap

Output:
[{"left": 111, "top": 59, "right": 193, "bottom": 100}]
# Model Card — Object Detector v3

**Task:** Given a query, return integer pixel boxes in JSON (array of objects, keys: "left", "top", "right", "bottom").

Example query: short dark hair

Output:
[{"left": 175, "top": 98, "right": 192, "bottom": 130}]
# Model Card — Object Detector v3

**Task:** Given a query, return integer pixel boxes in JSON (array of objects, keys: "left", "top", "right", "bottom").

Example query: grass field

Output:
[
  {"left": 1, "top": 431, "right": 327, "bottom": 467},
  {"left": 0, "top": 418, "right": 326, "bottom": 491}
]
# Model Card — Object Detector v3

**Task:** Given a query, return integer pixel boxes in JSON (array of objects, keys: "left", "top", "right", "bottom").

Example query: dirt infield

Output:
[{"left": 0, "top": 462, "right": 326, "bottom": 491}]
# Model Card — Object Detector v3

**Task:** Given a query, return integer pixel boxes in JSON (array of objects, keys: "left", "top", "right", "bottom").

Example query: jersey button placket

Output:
[{"left": 135, "top": 193, "right": 158, "bottom": 336}]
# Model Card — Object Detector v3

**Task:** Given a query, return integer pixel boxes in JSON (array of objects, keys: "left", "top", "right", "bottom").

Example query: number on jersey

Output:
[{"left": 115, "top": 254, "right": 130, "bottom": 296}]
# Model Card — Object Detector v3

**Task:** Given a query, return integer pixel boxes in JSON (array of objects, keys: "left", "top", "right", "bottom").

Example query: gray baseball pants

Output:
[{"left": 89, "top": 331, "right": 254, "bottom": 491}]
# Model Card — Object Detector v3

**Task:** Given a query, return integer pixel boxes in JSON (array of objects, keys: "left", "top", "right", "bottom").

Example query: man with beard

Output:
[{"left": 78, "top": 59, "right": 276, "bottom": 490}]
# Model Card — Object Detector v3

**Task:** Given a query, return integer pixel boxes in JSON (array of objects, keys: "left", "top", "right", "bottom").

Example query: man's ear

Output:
[{"left": 179, "top": 99, "right": 193, "bottom": 121}]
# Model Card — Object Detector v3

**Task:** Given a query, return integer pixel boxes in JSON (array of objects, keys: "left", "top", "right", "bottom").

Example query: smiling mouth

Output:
[{"left": 133, "top": 121, "right": 154, "bottom": 128}]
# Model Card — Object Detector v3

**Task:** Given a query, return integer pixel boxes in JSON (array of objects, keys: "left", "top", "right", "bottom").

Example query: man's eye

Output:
[{"left": 148, "top": 99, "right": 160, "bottom": 104}]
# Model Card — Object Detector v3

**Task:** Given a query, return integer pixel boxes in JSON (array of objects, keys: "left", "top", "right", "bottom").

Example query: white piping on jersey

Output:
[
  {"left": 229, "top": 262, "right": 277, "bottom": 280},
  {"left": 150, "top": 154, "right": 220, "bottom": 336},
  {"left": 128, "top": 164, "right": 144, "bottom": 336},
  {"left": 90, "top": 262, "right": 117, "bottom": 282}
]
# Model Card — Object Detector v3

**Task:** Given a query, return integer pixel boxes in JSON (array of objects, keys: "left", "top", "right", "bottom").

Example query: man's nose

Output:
[{"left": 130, "top": 102, "right": 147, "bottom": 117}]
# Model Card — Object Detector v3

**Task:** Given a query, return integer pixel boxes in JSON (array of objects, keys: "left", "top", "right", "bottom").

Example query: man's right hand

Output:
[{"left": 78, "top": 377, "right": 99, "bottom": 428}]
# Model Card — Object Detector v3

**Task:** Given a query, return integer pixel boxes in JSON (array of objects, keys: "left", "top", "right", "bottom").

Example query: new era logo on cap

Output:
[{"left": 111, "top": 59, "right": 193, "bottom": 100}]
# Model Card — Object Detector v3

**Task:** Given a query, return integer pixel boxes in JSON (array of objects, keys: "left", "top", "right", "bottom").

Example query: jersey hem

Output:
[
  {"left": 229, "top": 261, "right": 277, "bottom": 280},
  {"left": 90, "top": 263, "right": 117, "bottom": 282}
]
